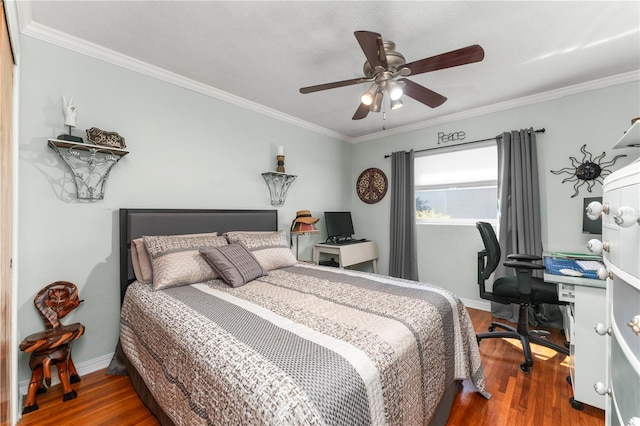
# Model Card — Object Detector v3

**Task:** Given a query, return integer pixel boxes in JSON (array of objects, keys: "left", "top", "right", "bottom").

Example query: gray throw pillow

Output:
[{"left": 200, "top": 243, "right": 268, "bottom": 287}]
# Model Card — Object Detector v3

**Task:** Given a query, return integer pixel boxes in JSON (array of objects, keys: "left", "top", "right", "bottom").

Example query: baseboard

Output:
[
  {"left": 19, "top": 352, "right": 114, "bottom": 395},
  {"left": 460, "top": 297, "right": 491, "bottom": 312}
]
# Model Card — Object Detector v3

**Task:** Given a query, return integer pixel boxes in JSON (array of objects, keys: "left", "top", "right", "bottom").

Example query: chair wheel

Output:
[
  {"left": 488, "top": 325, "right": 495, "bottom": 332},
  {"left": 520, "top": 362, "right": 531, "bottom": 373},
  {"left": 569, "top": 397, "right": 584, "bottom": 411}
]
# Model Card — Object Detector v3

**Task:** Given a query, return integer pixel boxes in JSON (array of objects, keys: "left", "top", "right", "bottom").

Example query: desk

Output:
[
  {"left": 313, "top": 241, "right": 378, "bottom": 273},
  {"left": 544, "top": 256, "right": 606, "bottom": 410}
]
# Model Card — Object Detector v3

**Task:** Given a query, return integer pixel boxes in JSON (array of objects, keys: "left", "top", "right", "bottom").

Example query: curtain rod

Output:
[{"left": 383, "top": 128, "right": 546, "bottom": 158}]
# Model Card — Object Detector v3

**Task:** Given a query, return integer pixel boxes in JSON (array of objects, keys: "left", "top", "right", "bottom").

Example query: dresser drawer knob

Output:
[
  {"left": 587, "top": 239, "right": 610, "bottom": 254},
  {"left": 594, "top": 381, "right": 611, "bottom": 396},
  {"left": 586, "top": 201, "right": 609, "bottom": 219},
  {"left": 613, "top": 206, "right": 640, "bottom": 228},
  {"left": 597, "top": 267, "right": 612, "bottom": 281},
  {"left": 628, "top": 316, "right": 640, "bottom": 336},
  {"left": 594, "top": 323, "right": 611, "bottom": 336}
]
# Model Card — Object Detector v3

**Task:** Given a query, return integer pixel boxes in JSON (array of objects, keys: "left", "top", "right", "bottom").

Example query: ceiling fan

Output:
[{"left": 299, "top": 31, "right": 485, "bottom": 120}]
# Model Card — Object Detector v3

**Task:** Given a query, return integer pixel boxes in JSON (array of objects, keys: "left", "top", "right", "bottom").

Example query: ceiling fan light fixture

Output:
[
  {"left": 371, "top": 90, "right": 384, "bottom": 112},
  {"left": 361, "top": 93, "right": 374, "bottom": 106},
  {"left": 389, "top": 87, "right": 403, "bottom": 100},
  {"left": 390, "top": 98, "right": 403, "bottom": 110},
  {"left": 388, "top": 81, "right": 403, "bottom": 100},
  {"left": 361, "top": 83, "right": 378, "bottom": 106},
  {"left": 298, "top": 31, "right": 486, "bottom": 121}
]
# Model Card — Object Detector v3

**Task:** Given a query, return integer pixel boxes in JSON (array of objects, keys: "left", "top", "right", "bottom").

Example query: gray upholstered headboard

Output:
[{"left": 119, "top": 208, "right": 278, "bottom": 304}]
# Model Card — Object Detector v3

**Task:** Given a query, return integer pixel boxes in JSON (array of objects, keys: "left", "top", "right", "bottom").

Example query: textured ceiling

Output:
[{"left": 19, "top": 1, "right": 640, "bottom": 141}]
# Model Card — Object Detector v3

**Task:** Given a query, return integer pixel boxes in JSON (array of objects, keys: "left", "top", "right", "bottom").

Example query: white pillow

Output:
[
  {"left": 142, "top": 233, "right": 227, "bottom": 290},
  {"left": 225, "top": 230, "right": 297, "bottom": 271}
]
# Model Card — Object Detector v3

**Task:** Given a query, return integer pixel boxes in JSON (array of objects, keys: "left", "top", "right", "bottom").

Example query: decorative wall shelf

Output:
[
  {"left": 613, "top": 120, "right": 640, "bottom": 149},
  {"left": 47, "top": 139, "right": 129, "bottom": 200},
  {"left": 261, "top": 171, "right": 296, "bottom": 205}
]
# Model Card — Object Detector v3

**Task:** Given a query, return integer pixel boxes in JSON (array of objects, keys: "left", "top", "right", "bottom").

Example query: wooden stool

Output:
[
  {"left": 19, "top": 281, "right": 84, "bottom": 414},
  {"left": 19, "top": 324, "right": 85, "bottom": 413}
]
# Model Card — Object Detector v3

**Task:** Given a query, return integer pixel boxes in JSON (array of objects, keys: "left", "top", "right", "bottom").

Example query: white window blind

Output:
[{"left": 415, "top": 143, "right": 498, "bottom": 224}]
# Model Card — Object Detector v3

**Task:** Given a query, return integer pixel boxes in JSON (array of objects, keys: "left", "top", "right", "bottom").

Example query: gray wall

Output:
[
  {"left": 351, "top": 81, "right": 639, "bottom": 306},
  {"left": 17, "top": 35, "right": 351, "bottom": 381},
  {"left": 16, "top": 32, "right": 640, "bottom": 384}
]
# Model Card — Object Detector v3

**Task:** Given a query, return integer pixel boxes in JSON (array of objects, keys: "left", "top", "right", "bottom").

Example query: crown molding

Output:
[
  {"left": 352, "top": 70, "right": 640, "bottom": 143},
  {"left": 19, "top": 20, "right": 349, "bottom": 143},
  {"left": 18, "top": 13, "right": 639, "bottom": 145}
]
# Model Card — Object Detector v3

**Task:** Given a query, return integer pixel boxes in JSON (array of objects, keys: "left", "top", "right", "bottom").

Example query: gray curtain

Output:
[
  {"left": 389, "top": 150, "right": 419, "bottom": 280},
  {"left": 492, "top": 129, "right": 545, "bottom": 323}
]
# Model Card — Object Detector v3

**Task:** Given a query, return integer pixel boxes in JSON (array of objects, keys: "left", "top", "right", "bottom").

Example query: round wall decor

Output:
[{"left": 356, "top": 168, "right": 388, "bottom": 204}]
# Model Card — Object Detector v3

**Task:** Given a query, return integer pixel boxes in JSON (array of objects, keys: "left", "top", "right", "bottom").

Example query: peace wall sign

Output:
[{"left": 356, "top": 168, "right": 388, "bottom": 204}]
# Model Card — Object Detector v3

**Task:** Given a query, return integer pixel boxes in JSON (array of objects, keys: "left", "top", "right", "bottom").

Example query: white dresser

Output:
[{"left": 593, "top": 123, "right": 640, "bottom": 426}]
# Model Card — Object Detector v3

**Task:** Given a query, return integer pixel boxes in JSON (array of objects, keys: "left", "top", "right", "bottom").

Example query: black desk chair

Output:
[{"left": 475, "top": 222, "right": 569, "bottom": 373}]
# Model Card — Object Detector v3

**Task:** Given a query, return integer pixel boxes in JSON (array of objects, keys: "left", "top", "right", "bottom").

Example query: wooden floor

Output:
[
  {"left": 18, "top": 308, "right": 604, "bottom": 426},
  {"left": 448, "top": 308, "right": 603, "bottom": 426}
]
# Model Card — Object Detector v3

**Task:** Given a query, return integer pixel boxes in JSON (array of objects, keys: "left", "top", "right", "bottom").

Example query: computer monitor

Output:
[
  {"left": 324, "top": 211, "right": 355, "bottom": 240},
  {"left": 583, "top": 196, "right": 602, "bottom": 235}
]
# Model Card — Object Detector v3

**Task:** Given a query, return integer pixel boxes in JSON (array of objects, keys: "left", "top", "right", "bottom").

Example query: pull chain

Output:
[{"left": 382, "top": 110, "right": 386, "bottom": 131}]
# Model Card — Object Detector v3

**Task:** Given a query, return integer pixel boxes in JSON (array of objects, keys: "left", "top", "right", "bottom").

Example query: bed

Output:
[{"left": 110, "top": 208, "right": 490, "bottom": 425}]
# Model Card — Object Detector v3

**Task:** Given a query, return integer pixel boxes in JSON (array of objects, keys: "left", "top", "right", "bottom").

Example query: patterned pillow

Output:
[
  {"left": 143, "top": 234, "right": 228, "bottom": 290},
  {"left": 131, "top": 238, "right": 153, "bottom": 284},
  {"left": 200, "top": 243, "right": 267, "bottom": 288},
  {"left": 131, "top": 232, "right": 219, "bottom": 284},
  {"left": 225, "top": 230, "right": 297, "bottom": 271}
]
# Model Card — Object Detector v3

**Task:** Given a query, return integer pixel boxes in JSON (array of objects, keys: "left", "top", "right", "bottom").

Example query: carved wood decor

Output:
[
  {"left": 86, "top": 127, "right": 126, "bottom": 149},
  {"left": 19, "top": 281, "right": 85, "bottom": 414},
  {"left": 356, "top": 167, "right": 388, "bottom": 204}
]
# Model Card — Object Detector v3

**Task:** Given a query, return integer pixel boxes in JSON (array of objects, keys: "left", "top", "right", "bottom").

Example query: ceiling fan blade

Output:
[
  {"left": 403, "top": 44, "right": 485, "bottom": 76},
  {"left": 354, "top": 30, "right": 388, "bottom": 70},
  {"left": 300, "top": 76, "right": 373, "bottom": 94},
  {"left": 399, "top": 78, "right": 447, "bottom": 108},
  {"left": 352, "top": 102, "right": 370, "bottom": 120}
]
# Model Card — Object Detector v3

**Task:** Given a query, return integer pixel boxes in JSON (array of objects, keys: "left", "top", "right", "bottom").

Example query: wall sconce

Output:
[{"left": 262, "top": 145, "right": 296, "bottom": 205}]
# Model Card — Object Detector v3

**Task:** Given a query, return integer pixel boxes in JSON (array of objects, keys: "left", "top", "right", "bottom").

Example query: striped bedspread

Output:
[{"left": 120, "top": 263, "right": 490, "bottom": 425}]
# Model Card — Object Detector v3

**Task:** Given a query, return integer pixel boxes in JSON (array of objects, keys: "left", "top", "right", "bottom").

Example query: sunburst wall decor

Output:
[{"left": 551, "top": 144, "right": 626, "bottom": 198}]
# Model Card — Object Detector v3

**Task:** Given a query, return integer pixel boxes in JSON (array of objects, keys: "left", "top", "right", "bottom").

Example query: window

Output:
[{"left": 415, "top": 143, "right": 498, "bottom": 224}]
